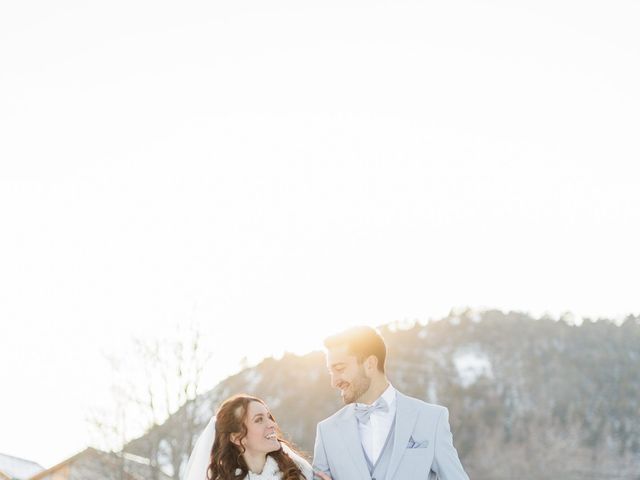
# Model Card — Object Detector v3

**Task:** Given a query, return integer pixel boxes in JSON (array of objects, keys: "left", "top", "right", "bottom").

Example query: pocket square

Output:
[{"left": 406, "top": 436, "right": 429, "bottom": 449}]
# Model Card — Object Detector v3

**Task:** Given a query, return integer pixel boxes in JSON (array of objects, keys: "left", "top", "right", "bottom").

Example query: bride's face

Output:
[{"left": 237, "top": 401, "right": 281, "bottom": 456}]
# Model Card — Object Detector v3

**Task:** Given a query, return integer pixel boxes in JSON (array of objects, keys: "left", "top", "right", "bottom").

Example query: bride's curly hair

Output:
[{"left": 207, "top": 394, "right": 305, "bottom": 480}]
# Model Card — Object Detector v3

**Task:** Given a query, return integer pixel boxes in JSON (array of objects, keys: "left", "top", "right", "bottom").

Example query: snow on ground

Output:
[{"left": 453, "top": 349, "right": 493, "bottom": 388}]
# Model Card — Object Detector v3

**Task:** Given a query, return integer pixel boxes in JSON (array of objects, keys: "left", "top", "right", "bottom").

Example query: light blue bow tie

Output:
[{"left": 354, "top": 397, "right": 389, "bottom": 424}]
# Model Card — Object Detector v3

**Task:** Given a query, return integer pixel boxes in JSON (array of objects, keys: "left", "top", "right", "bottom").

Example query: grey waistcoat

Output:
[{"left": 361, "top": 416, "right": 397, "bottom": 480}]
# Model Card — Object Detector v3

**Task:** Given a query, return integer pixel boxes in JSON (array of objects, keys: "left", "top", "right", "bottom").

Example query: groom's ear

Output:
[{"left": 364, "top": 354, "right": 378, "bottom": 373}]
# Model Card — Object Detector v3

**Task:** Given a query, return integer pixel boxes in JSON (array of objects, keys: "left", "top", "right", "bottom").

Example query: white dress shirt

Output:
[{"left": 356, "top": 383, "right": 397, "bottom": 464}]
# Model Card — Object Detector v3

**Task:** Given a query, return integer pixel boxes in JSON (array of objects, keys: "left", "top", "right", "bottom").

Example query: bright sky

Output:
[{"left": 1, "top": 0, "right": 639, "bottom": 469}]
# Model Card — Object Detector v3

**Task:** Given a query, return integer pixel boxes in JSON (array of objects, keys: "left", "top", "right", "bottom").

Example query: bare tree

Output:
[{"left": 88, "top": 320, "right": 212, "bottom": 480}]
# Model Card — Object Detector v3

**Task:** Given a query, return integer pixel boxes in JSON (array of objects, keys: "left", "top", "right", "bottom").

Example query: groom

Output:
[{"left": 313, "top": 326, "right": 469, "bottom": 480}]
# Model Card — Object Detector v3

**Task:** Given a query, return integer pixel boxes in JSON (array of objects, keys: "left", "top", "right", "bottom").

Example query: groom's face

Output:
[{"left": 326, "top": 345, "right": 371, "bottom": 404}]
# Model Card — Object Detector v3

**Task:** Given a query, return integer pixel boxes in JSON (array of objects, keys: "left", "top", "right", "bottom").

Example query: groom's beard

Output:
[{"left": 341, "top": 367, "right": 371, "bottom": 404}]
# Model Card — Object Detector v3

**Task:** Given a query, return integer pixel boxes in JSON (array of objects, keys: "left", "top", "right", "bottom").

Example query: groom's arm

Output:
[
  {"left": 431, "top": 408, "right": 470, "bottom": 480},
  {"left": 312, "top": 423, "right": 332, "bottom": 477}
]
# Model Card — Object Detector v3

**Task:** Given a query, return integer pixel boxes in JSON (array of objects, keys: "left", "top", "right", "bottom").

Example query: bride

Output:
[{"left": 183, "top": 394, "right": 329, "bottom": 480}]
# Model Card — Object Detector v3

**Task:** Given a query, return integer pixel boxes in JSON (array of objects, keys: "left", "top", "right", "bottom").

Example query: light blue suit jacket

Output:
[{"left": 313, "top": 392, "right": 469, "bottom": 480}]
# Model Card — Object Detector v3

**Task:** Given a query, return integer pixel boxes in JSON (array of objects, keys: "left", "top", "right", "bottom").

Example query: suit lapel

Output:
[
  {"left": 386, "top": 393, "right": 419, "bottom": 480},
  {"left": 334, "top": 405, "right": 371, "bottom": 480}
]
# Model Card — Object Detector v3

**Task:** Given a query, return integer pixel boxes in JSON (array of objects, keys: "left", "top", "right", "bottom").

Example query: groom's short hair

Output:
[{"left": 324, "top": 326, "right": 387, "bottom": 373}]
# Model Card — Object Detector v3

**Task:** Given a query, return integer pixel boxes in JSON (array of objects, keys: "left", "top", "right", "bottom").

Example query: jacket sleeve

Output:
[
  {"left": 312, "top": 422, "right": 331, "bottom": 477},
  {"left": 431, "top": 408, "right": 470, "bottom": 480}
]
